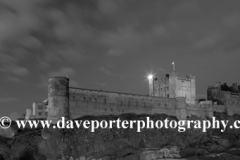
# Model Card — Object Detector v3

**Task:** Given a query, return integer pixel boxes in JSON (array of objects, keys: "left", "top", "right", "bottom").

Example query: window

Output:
[
  {"left": 38, "top": 106, "right": 43, "bottom": 110},
  {"left": 167, "top": 94, "right": 169, "bottom": 98},
  {"left": 83, "top": 97, "right": 86, "bottom": 101},
  {"left": 38, "top": 112, "right": 42, "bottom": 116}
]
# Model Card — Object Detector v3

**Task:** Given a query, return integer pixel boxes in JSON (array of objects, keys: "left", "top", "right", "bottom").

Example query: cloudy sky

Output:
[{"left": 0, "top": 0, "right": 240, "bottom": 118}]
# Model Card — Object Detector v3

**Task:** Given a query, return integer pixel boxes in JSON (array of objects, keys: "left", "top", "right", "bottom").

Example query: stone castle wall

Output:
[
  {"left": 68, "top": 87, "right": 224, "bottom": 120},
  {"left": 47, "top": 77, "right": 240, "bottom": 122},
  {"left": 186, "top": 104, "right": 213, "bottom": 118},
  {"left": 69, "top": 87, "right": 178, "bottom": 119}
]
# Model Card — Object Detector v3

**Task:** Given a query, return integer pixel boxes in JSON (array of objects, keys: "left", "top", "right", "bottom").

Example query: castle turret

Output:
[{"left": 47, "top": 77, "right": 69, "bottom": 123}]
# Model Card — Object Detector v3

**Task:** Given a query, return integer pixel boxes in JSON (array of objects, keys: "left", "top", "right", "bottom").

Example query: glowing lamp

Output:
[{"left": 148, "top": 74, "right": 153, "bottom": 80}]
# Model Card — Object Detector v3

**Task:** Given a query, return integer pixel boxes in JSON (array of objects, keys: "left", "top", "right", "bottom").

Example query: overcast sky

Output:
[{"left": 0, "top": 0, "right": 240, "bottom": 118}]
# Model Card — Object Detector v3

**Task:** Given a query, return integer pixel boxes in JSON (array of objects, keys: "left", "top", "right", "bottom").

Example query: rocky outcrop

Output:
[
  {"left": 140, "top": 146, "right": 181, "bottom": 159},
  {"left": 1, "top": 113, "right": 240, "bottom": 159}
]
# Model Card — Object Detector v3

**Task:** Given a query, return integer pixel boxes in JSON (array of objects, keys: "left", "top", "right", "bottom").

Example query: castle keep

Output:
[
  {"left": 26, "top": 67, "right": 240, "bottom": 123},
  {"left": 148, "top": 71, "right": 196, "bottom": 104}
]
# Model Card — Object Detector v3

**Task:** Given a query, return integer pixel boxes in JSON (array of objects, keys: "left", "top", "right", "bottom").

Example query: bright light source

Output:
[{"left": 148, "top": 74, "right": 153, "bottom": 80}]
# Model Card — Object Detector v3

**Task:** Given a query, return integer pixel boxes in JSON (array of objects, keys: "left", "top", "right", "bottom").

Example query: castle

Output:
[{"left": 25, "top": 65, "right": 240, "bottom": 123}]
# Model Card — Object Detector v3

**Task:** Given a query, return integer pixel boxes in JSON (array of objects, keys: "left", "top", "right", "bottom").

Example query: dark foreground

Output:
[{"left": 1, "top": 112, "right": 240, "bottom": 160}]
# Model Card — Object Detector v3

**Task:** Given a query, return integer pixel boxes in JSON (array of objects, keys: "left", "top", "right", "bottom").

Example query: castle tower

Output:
[
  {"left": 148, "top": 62, "right": 196, "bottom": 104},
  {"left": 47, "top": 77, "right": 69, "bottom": 123}
]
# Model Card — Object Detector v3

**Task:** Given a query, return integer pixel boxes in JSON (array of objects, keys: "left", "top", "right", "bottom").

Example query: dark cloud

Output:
[{"left": 0, "top": 0, "right": 240, "bottom": 117}]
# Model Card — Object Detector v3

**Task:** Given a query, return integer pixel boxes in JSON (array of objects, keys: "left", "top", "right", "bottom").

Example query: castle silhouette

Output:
[{"left": 25, "top": 64, "right": 240, "bottom": 123}]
